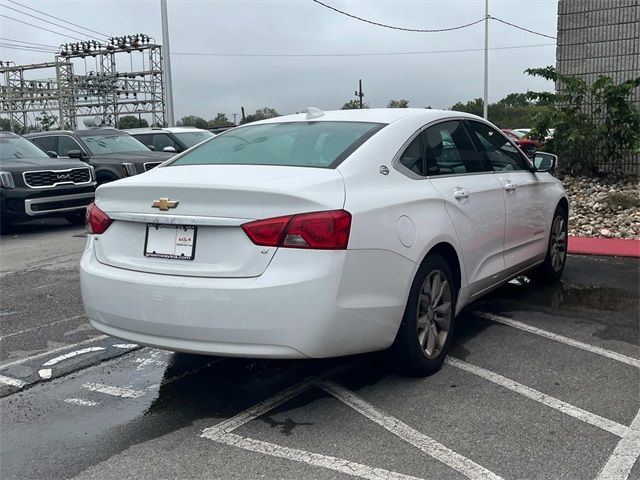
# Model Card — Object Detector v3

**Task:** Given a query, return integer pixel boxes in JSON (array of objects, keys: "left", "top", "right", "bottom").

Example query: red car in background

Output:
[{"left": 501, "top": 129, "right": 544, "bottom": 157}]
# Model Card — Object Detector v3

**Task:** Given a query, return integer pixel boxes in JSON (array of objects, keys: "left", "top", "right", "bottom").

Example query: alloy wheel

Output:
[
  {"left": 550, "top": 215, "right": 567, "bottom": 272},
  {"left": 417, "top": 270, "right": 452, "bottom": 359}
]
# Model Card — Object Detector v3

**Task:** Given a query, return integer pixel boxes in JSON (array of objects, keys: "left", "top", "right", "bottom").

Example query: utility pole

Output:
[
  {"left": 241, "top": 106, "right": 245, "bottom": 122},
  {"left": 161, "top": 0, "right": 175, "bottom": 126},
  {"left": 233, "top": 113, "right": 237, "bottom": 125},
  {"left": 483, "top": 0, "right": 489, "bottom": 119},
  {"left": 355, "top": 79, "right": 364, "bottom": 109}
]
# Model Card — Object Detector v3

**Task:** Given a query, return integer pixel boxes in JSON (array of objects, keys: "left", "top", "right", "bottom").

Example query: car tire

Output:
[
  {"left": 531, "top": 205, "right": 568, "bottom": 283},
  {"left": 391, "top": 253, "right": 457, "bottom": 377},
  {"left": 65, "top": 211, "right": 86, "bottom": 226}
]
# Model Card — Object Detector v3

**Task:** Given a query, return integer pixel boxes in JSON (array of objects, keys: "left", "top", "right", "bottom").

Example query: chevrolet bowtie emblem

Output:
[{"left": 152, "top": 198, "right": 179, "bottom": 211}]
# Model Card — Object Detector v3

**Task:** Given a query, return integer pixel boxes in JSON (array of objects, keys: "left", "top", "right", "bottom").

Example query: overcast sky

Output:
[{"left": 0, "top": 0, "right": 558, "bottom": 122}]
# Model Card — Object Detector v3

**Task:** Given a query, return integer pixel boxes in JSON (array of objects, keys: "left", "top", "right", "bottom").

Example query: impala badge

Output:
[{"left": 152, "top": 198, "right": 179, "bottom": 211}]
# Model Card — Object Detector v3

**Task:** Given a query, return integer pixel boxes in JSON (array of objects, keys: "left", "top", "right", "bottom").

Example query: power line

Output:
[
  {"left": 490, "top": 16, "right": 557, "bottom": 40},
  {"left": 5, "top": 0, "right": 109, "bottom": 38},
  {"left": 0, "top": 13, "right": 85, "bottom": 42},
  {"left": 310, "top": 0, "right": 484, "bottom": 33},
  {"left": 0, "top": 4, "right": 104, "bottom": 42},
  {"left": 0, "top": 37, "right": 58, "bottom": 48},
  {"left": 0, "top": 42, "right": 57, "bottom": 53},
  {"left": 172, "top": 43, "right": 555, "bottom": 58},
  {"left": 310, "top": 0, "right": 556, "bottom": 40}
]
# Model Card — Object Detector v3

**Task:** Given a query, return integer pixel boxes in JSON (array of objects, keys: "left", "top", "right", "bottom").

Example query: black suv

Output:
[
  {"left": 24, "top": 128, "right": 174, "bottom": 185},
  {"left": 0, "top": 132, "right": 95, "bottom": 231}
]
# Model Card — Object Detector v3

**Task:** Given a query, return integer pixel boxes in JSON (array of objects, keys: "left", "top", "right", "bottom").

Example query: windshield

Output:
[
  {"left": 174, "top": 131, "right": 215, "bottom": 148},
  {"left": 0, "top": 136, "right": 50, "bottom": 161},
  {"left": 168, "top": 121, "right": 385, "bottom": 169},
  {"left": 82, "top": 133, "right": 150, "bottom": 155}
]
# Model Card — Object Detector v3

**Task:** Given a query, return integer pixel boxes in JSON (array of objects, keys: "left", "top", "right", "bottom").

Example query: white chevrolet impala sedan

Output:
[{"left": 81, "top": 108, "right": 568, "bottom": 376}]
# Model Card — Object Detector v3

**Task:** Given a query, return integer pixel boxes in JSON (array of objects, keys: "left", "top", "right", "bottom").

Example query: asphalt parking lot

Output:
[{"left": 0, "top": 221, "right": 638, "bottom": 480}]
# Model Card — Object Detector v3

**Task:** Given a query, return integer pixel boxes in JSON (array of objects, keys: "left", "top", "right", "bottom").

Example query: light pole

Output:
[
  {"left": 483, "top": 0, "right": 489, "bottom": 119},
  {"left": 161, "top": 0, "right": 175, "bottom": 127}
]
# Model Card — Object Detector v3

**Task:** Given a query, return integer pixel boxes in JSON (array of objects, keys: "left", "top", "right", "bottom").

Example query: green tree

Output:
[
  {"left": 177, "top": 115, "right": 208, "bottom": 128},
  {"left": 208, "top": 113, "right": 232, "bottom": 128},
  {"left": 0, "top": 118, "right": 11, "bottom": 132},
  {"left": 525, "top": 66, "right": 640, "bottom": 174},
  {"left": 449, "top": 96, "right": 546, "bottom": 129},
  {"left": 35, "top": 111, "right": 57, "bottom": 131},
  {"left": 117, "top": 115, "right": 149, "bottom": 129},
  {"left": 341, "top": 99, "right": 369, "bottom": 110},
  {"left": 450, "top": 98, "right": 484, "bottom": 117},
  {"left": 497, "top": 93, "right": 530, "bottom": 108},
  {"left": 240, "top": 107, "right": 280, "bottom": 125},
  {"left": 387, "top": 99, "right": 409, "bottom": 108}
]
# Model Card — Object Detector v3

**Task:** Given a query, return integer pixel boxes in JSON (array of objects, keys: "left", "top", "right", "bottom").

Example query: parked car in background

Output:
[
  {"left": 81, "top": 108, "right": 567, "bottom": 377},
  {"left": 24, "top": 128, "right": 174, "bottom": 185},
  {"left": 0, "top": 132, "right": 95, "bottom": 231},
  {"left": 125, "top": 127, "right": 215, "bottom": 154},
  {"left": 501, "top": 128, "right": 543, "bottom": 157},
  {"left": 207, "top": 125, "right": 236, "bottom": 135}
]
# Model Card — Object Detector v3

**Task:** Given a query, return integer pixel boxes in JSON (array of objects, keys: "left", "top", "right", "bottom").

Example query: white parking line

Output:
[
  {"left": 202, "top": 371, "right": 503, "bottom": 480},
  {"left": 64, "top": 398, "right": 99, "bottom": 407},
  {"left": 474, "top": 311, "right": 640, "bottom": 369},
  {"left": 320, "top": 381, "right": 504, "bottom": 480},
  {"left": 0, "top": 315, "right": 85, "bottom": 341},
  {"left": 81, "top": 382, "right": 146, "bottom": 399},
  {"left": 597, "top": 410, "right": 640, "bottom": 480},
  {"left": 0, "top": 335, "right": 108, "bottom": 370},
  {"left": 202, "top": 376, "right": 319, "bottom": 438},
  {"left": 446, "top": 357, "right": 629, "bottom": 438},
  {"left": 214, "top": 432, "right": 425, "bottom": 480},
  {"left": 0, "top": 374, "right": 26, "bottom": 388}
]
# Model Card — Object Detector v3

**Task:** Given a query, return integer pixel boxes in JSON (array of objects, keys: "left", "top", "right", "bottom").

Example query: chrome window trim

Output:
[
  {"left": 392, "top": 116, "right": 494, "bottom": 180},
  {"left": 24, "top": 192, "right": 95, "bottom": 216},
  {"left": 22, "top": 167, "right": 94, "bottom": 189}
]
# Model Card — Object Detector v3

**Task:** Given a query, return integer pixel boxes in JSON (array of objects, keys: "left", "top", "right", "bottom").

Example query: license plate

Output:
[{"left": 144, "top": 224, "right": 196, "bottom": 260}]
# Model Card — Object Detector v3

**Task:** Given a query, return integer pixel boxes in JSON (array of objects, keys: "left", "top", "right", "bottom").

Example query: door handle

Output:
[
  {"left": 504, "top": 182, "right": 517, "bottom": 191},
  {"left": 453, "top": 188, "right": 470, "bottom": 199}
]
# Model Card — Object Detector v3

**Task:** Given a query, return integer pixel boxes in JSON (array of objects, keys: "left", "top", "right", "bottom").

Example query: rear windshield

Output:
[{"left": 167, "top": 121, "right": 385, "bottom": 168}]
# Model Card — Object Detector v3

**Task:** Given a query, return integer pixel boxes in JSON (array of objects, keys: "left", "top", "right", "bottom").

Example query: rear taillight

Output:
[
  {"left": 242, "top": 210, "right": 351, "bottom": 250},
  {"left": 86, "top": 202, "right": 112, "bottom": 235}
]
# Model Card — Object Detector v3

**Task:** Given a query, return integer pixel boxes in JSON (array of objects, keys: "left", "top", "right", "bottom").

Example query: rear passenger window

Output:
[
  {"left": 467, "top": 121, "right": 528, "bottom": 171},
  {"left": 399, "top": 136, "right": 426, "bottom": 176},
  {"left": 421, "top": 121, "right": 485, "bottom": 175},
  {"left": 31, "top": 136, "right": 57, "bottom": 153}
]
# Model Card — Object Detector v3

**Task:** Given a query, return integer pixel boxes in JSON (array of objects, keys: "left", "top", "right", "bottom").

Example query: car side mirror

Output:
[
  {"left": 533, "top": 152, "right": 557, "bottom": 173},
  {"left": 46, "top": 150, "right": 58, "bottom": 158},
  {"left": 163, "top": 146, "right": 176, "bottom": 153},
  {"left": 146, "top": 145, "right": 156, "bottom": 151},
  {"left": 67, "top": 150, "right": 89, "bottom": 162}
]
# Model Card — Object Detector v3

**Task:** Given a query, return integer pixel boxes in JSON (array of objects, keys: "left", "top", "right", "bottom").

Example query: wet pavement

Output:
[{"left": 0, "top": 223, "right": 638, "bottom": 479}]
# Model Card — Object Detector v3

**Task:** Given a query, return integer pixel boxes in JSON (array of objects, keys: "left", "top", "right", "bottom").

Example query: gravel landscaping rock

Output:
[{"left": 562, "top": 175, "right": 639, "bottom": 239}]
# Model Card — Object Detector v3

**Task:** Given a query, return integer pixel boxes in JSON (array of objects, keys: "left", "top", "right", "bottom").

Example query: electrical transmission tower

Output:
[{"left": 0, "top": 34, "right": 166, "bottom": 132}]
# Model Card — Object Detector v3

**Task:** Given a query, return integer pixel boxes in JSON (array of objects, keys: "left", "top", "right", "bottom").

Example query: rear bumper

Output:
[{"left": 80, "top": 237, "right": 415, "bottom": 358}]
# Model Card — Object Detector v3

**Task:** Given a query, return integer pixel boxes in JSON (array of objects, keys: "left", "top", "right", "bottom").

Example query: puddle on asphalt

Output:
[{"left": 490, "top": 276, "right": 638, "bottom": 312}]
